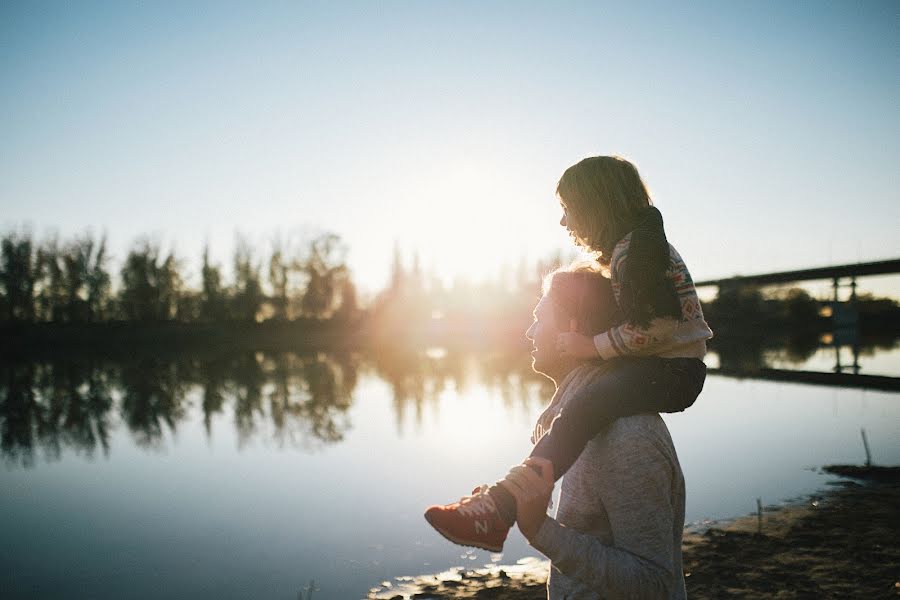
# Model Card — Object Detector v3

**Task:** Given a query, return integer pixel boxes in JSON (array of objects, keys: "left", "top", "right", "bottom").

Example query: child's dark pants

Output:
[
  {"left": 532, "top": 356, "right": 706, "bottom": 476},
  {"left": 493, "top": 356, "right": 706, "bottom": 523}
]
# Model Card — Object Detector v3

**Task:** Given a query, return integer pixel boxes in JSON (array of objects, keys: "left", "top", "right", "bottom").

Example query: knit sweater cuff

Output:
[
  {"left": 593, "top": 332, "right": 618, "bottom": 360},
  {"left": 530, "top": 517, "right": 565, "bottom": 559}
]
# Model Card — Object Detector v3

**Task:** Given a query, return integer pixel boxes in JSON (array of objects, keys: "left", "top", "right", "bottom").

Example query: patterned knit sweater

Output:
[{"left": 593, "top": 233, "right": 713, "bottom": 360}]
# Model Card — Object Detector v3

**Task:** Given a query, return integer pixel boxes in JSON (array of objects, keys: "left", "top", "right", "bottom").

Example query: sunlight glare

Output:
[{"left": 394, "top": 155, "right": 562, "bottom": 285}]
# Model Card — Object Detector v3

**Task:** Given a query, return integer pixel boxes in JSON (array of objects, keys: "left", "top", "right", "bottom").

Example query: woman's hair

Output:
[
  {"left": 556, "top": 156, "right": 653, "bottom": 263},
  {"left": 542, "top": 261, "right": 623, "bottom": 337}
]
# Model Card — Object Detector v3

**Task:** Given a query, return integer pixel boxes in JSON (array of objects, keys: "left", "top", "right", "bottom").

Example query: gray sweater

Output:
[{"left": 530, "top": 364, "right": 687, "bottom": 600}]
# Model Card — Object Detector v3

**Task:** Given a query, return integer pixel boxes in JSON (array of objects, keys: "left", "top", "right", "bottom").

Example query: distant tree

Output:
[
  {"left": 59, "top": 233, "right": 111, "bottom": 322},
  {"left": 199, "top": 242, "right": 227, "bottom": 322},
  {"left": 708, "top": 284, "right": 766, "bottom": 322},
  {"left": 333, "top": 278, "right": 360, "bottom": 322},
  {"left": 856, "top": 293, "right": 900, "bottom": 331},
  {"left": 388, "top": 242, "right": 404, "bottom": 293},
  {"left": 299, "top": 233, "right": 349, "bottom": 319},
  {"left": 0, "top": 230, "right": 38, "bottom": 322},
  {"left": 230, "top": 235, "right": 263, "bottom": 321},
  {"left": 157, "top": 251, "right": 182, "bottom": 320},
  {"left": 35, "top": 236, "right": 60, "bottom": 321},
  {"left": 176, "top": 291, "right": 202, "bottom": 322},
  {"left": 369, "top": 245, "right": 432, "bottom": 343},
  {"left": 87, "top": 234, "right": 112, "bottom": 322},
  {"left": 782, "top": 288, "right": 818, "bottom": 323},
  {"left": 118, "top": 240, "right": 183, "bottom": 321},
  {"left": 268, "top": 238, "right": 291, "bottom": 321},
  {"left": 856, "top": 293, "right": 899, "bottom": 316},
  {"left": 61, "top": 236, "right": 91, "bottom": 322}
]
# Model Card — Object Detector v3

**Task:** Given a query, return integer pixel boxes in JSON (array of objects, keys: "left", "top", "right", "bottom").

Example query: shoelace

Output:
[{"left": 456, "top": 485, "right": 499, "bottom": 517}]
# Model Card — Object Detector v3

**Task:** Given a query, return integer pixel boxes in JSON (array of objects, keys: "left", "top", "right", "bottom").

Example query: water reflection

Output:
[
  {"left": 2, "top": 360, "right": 115, "bottom": 467},
  {"left": 119, "top": 357, "right": 186, "bottom": 448},
  {"left": 370, "top": 345, "right": 555, "bottom": 435},
  {"left": 0, "top": 352, "right": 362, "bottom": 467},
  {"left": 2, "top": 333, "right": 897, "bottom": 468}
]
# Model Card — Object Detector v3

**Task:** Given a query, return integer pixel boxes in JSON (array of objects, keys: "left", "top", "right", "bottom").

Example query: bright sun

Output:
[{"left": 396, "top": 160, "right": 568, "bottom": 285}]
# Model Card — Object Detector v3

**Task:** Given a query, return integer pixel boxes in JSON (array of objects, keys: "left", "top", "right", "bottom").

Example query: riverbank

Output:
[{"left": 368, "top": 466, "right": 900, "bottom": 599}]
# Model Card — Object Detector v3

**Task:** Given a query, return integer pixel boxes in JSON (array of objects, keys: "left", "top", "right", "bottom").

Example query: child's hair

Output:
[
  {"left": 542, "top": 261, "right": 624, "bottom": 337},
  {"left": 556, "top": 156, "right": 653, "bottom": 264}
]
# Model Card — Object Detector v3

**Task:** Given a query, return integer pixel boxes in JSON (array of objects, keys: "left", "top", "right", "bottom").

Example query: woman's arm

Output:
[{"left": 513, "top": 429, "right": 680, "bottom": 598}]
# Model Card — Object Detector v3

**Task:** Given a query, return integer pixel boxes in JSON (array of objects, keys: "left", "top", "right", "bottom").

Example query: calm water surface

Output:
[{"left": 1, "top": 344, "right": 898, "bottom": 599}]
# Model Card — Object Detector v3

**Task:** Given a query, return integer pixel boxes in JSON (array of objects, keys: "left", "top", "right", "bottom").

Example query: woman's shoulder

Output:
[
  {"left": 605, "top": 414, "right": 668, "bottom": 440},
  {"left": 599, "top": 414, "right": 676, "bottom": 458}
]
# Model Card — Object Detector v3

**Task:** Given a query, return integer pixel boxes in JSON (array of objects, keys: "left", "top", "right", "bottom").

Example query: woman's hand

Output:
[
  {"left": 498, "top": 457, "right": 555, "bottom": 543},
  {"left": 557, "top": 331, "right": 599, "bottom": 359}
]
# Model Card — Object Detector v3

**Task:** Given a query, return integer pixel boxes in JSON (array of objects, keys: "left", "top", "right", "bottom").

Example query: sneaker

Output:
[{"left": 423, "top": 485, "right": 510, "bottom": 552}]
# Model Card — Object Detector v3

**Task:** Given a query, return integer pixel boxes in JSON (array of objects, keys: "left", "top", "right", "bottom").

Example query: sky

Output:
[{"left": 1, "top": 1, "right": 898, "bottom": 297}]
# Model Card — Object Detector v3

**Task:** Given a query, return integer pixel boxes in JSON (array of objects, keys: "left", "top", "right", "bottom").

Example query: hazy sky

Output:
[{"left": 2, "top": 1, "right": 898, "bottom": 296}]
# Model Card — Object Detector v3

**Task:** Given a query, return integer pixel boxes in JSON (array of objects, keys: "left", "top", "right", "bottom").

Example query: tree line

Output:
[
  {"left": 0, "top": 229, "right": 357, "bottom": 324},
  {"left": 3, "top": 227, "right": 897, "bottom": 344},
  {"left": 0, "top": 227, "right": 563, "bottom": 351}
]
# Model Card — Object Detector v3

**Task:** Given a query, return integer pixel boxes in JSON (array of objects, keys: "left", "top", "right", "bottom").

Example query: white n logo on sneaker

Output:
[{"left": 474, "top": 520, "right": 489, "bottom": 534}]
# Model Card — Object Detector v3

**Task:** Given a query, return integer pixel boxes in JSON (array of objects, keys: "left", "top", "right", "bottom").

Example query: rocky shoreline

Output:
[{"left": 368, "top": 466, "right": 900, "bottom": 599}]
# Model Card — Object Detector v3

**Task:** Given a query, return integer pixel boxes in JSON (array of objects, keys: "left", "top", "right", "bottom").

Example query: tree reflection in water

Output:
[
  {"left": 1, "top": 360, "right": 115, "bottom": 468},
  {"left": 261, "top": 351, "right": 359, "bottom": 450},
  {"left": 0, "top": 351, "right": 364, "bottom": 467},
  {"left": 367, "top": 344, "right": 556, "bottom": 435},
  {"left": 118, "top": 357, "right": 186, "bottom": 449},
  {"left": 1, "top": 333, "right": 866, "bottom": 468}
]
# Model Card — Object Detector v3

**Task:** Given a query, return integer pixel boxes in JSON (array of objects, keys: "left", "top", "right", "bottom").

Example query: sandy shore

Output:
[{"left": 368, "top": 466, "right": 899, "bottom": 599}]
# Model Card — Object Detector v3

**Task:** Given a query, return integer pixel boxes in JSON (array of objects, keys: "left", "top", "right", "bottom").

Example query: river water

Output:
[{"left": 1, "top": 342, "right": 898, "bottom": 599}]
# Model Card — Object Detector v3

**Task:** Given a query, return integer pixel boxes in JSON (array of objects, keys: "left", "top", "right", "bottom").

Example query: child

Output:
[{"left": 424, "top": 155, "right": 713, "bottom": 552}]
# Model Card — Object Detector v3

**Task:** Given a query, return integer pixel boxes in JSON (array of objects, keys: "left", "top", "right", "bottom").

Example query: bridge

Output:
[
  {"left": 696, "top": 258, "right": 900, "bottom": 387},
  {"left": 694, "top": 258, "right": 900, "bottom": 301},
  {"left": 709, "top": 367, "right": 900, "bottom": 393}
]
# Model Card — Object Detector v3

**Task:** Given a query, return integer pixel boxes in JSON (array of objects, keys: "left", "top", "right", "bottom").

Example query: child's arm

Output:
[
  {"left": 592, "top": 317, "right": 680, "bottom": 360},
  {"left": 556, "top": 331, "right": 601, "bottom": 359},
  {"left": 558, "top": 319, "right": 682, "bottom": 360},
  {"left": 593, "top": 238, "right": 708, "bottom": 360}
]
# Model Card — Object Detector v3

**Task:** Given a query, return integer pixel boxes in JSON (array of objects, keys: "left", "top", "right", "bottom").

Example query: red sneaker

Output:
[{"left": 424, "top": 485, "right": 510, "bottom": 552}]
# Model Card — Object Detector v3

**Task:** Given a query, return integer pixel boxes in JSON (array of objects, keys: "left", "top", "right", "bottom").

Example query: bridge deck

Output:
[
  {"left": 709, "top": 367, "right": 900, "bottom": 392},
  {"left": 695, "top": 258, "right": 900, "bottom": 288}
]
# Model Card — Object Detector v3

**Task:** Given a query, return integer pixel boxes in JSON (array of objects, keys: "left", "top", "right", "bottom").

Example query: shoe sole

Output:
[{"left": 423, "top": 512, "right": 504, "bottom": 553}]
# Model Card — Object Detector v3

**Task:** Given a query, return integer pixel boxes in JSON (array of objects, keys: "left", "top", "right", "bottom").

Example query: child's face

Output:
[
  {"left": 559, "top": 200, "right": 580, "bottom": 245},
  {"left": 559, "top": 202, "right": 569, "bottom": 229}
]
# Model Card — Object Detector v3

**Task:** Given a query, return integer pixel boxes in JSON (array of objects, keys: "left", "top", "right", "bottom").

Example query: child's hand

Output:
[{"left": 556, "top": 331, "right": 599, "bottom": 359}]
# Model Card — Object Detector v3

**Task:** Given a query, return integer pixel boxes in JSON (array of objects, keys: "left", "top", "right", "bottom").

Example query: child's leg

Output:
[
  {"left": 490, "top": 356, "right": 705, "bottom": 523},
  {"left": 531, "top": 356, "right": 706, "bottom": 477}
]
